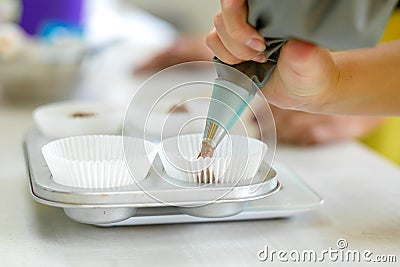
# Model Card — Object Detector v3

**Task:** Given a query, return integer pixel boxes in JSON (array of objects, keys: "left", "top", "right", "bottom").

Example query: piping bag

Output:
[
  {"left": 199, "top": 0, "right": 397, "bottom": 158},
  {"left": 199, "top": 38, "right": 285, "bottom": 158}
]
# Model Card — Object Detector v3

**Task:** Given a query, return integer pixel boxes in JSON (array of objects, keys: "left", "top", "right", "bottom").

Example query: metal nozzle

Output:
[{"left": 202, "top": 120, "right": 225, "bottom": 149}]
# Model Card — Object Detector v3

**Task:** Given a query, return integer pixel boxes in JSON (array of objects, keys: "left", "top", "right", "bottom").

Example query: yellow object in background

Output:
[
  {"left": 361, "top": 9, "right": 400, "bottom": 165},
  {"left": 379, "top": 9, "right": 400, "bottom": 43},
  {"left": 362, "top": 117, "right": 400, "bottom": 165}
]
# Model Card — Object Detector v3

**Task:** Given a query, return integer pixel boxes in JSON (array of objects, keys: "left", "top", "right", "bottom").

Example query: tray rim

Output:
[
  {"left": 26, "top": 157, "right": 281, "bottom": 209},
  {"left": 25, "top": 135, "right": 324, "bottom": 224},
  {"left": 24, "top": 128, "right": 280, "bottom": 208}
]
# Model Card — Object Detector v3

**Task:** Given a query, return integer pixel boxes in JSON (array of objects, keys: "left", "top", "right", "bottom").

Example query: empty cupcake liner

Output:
[
  {"left": 159, "top": 134, "right": 268, "bottom": 184},
  {"left": 42, "top": 135, "right": 157, "bottom": 188}
]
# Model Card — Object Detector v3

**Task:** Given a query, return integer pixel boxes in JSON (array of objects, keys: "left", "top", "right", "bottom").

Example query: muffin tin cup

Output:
[
  {"left": 159, "top": 134, "right": 268, "bottom": 184},
  {"left": 42, "top": 135, "right": 157, "bottom": 189}
]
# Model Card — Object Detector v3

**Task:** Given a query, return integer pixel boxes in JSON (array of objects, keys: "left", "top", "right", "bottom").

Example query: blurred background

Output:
[
  {"left": 1, "top": 0, "right": 400, "bottom": 165},
  {"left": 0, "top": 0, "right": 218, "bottom": 106}
]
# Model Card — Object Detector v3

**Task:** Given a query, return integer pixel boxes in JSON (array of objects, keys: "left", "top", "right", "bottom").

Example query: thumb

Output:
[{"left": 263, "top": 39, "right": 339, "bottom": 111}]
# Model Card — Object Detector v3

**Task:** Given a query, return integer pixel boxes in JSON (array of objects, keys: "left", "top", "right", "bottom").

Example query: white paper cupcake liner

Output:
[
  {"left": 159, "top": 134, "right": 267, "bottom": 184},
  {"left": 42, "top": 135, "right": 157, "bottom": 188},
  {"left": 33, "top": 101, "right": 124, "bottom": 138}
]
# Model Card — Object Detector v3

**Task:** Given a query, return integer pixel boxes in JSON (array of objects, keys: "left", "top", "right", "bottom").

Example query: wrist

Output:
[{"left": 308, "top": 56, "right": 341, "bottom": 114}]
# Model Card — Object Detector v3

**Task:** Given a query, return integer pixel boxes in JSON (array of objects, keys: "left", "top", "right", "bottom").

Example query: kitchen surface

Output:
[
  {"left": 2, "top": 102, "right": 400, "bottom": 266},
  {"left": 1, "top": 0, "right": 400, "bottom": 266}
]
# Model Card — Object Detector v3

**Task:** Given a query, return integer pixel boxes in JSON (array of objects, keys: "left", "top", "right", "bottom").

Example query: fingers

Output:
[
  {"left": 275, "top": 114, "right": 334, "bottom": 145},
  {"left": 273, "top": 110, "right": 383, "bottom": 146},
  {"left": 214, "top": 13, "right": 265, "bottom": 62},
  {"left": 274, "top": 112, "right": 316, "bottom": 145},
  {"left": 134, "top": 51, "right": 175, "bottom": 74},
  {"left": 206, "top": 0, "right": 267, "bottom": 64},
  {"left": 206, "top": 28, "right": 243, "bottom": 65},
  {"left": 254, "top": 104, "right": 359, "bottom": 146},
  {"left": 220, "top": 0, "right": 265, "bottom": 51}
]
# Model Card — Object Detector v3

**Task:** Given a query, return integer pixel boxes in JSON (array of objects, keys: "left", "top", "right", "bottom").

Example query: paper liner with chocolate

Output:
[
  {"left": 159, "top": 134, "right": 267, "bottom": 184},
  {"left": 197, "top": 140, "right": 216, "bottom": 183}
]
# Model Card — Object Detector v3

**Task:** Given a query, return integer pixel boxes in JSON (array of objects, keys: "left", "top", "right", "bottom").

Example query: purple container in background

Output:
[{"left": 19, "top": 0, "right": 83, "bottom": 35}]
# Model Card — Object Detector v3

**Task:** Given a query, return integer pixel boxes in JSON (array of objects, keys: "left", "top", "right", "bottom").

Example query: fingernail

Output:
[
  {"left": 246, "top": 38, "right": 266, "bottom": 52},
  {"left": 252, "top": 54, "right": 266, "bottom": 63}
]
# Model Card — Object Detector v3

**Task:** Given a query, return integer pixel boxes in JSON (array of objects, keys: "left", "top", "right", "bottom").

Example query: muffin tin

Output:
[
  {"left": 24, "top": 129, "right": 323, "bottom": 227},
  {"left": 25, "top": 128, "right": 283, "bottom": 224}
]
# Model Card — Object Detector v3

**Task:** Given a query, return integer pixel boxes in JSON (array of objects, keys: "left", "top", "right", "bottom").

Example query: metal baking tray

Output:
[{"left": 24, "top": 129, "right": 285, "bottom": 225}]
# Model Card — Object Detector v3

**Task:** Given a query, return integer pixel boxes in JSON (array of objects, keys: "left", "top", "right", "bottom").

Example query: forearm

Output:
[{"left": 322, "top": 40, "right": 400, "bottom": 115}]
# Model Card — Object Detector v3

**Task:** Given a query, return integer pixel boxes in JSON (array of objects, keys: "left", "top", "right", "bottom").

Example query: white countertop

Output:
[{"left": 1, "top": 102, "right": 399, "bottom": 267}]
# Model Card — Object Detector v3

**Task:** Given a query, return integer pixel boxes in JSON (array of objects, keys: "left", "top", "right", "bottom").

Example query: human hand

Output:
[
  {"left": 206, "top": 0, "right": 340, "bottom": 112},
  {"left": 266, "top": 105, "right": 383, "bottom": 145},
  {"left": 134, "top": 35, "right": 213, "bottom": 74},
  {"left": 205, "top": 0, "right": 266, "bottom": 65}
]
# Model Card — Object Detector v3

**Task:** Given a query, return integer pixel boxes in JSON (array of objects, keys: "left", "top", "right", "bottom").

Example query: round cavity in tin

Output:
[
  {"left": 180, "top": 202, "right": 246, "bottom": 218},
  {"left": 63, "top": 207, "right": 136, "bottom": 224}
]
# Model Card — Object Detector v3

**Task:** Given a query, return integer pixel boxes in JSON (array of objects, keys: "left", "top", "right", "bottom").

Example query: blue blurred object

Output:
[{"left": 38, "top": 21, "right": 83, "bottom": 41}]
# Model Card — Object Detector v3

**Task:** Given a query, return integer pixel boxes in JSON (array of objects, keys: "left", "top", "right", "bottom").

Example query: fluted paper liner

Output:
[
  {"left": 159, "top": 134, "right": 267, "bottom": 184},
  {"left": 42, "top": 135, "right": 157, "bottom": 188}
]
